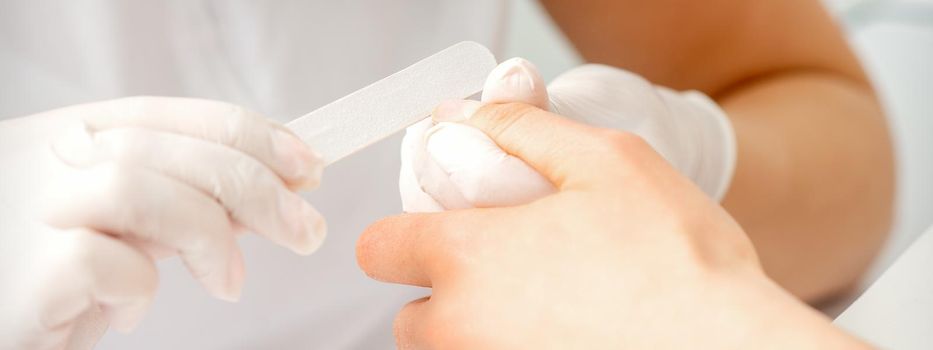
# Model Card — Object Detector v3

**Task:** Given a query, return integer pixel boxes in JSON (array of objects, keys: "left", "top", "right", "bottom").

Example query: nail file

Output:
[{"left": 286, "top": 41, "right": 497, "bottom": 166}]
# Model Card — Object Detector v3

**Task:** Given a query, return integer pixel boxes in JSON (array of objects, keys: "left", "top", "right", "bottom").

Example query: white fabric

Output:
[
  {"left": 400, "top": 59, "right": 735, "bottom": 213},
  {"left": 0, "top": 1, "right": 505, "bottom": 349}
]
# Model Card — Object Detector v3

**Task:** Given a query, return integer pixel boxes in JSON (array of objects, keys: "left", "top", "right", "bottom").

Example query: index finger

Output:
[
  {"left": 356, "top": 212, "right": 459, "bottom": 287},
  {"left": 356, "top": 208, "right": 516, "bottom": 287}
]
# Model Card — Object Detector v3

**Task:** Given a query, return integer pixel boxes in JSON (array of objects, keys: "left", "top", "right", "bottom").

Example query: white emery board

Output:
[{"left": 286, "top": 41, "right": 497, "bottom": 166}]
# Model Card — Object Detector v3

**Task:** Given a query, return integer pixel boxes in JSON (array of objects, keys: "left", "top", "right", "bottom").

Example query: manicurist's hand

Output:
[
  {"left": 0, "top": 97, "right": 325, "bottom": 350},
  {"left": 358, "top": 101, "right": 869, "bottom": 349}
]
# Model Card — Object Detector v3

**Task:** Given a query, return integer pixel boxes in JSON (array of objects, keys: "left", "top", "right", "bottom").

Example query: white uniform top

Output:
[{"left": 0, "top": 1, "right": 505, "bottom": 349}]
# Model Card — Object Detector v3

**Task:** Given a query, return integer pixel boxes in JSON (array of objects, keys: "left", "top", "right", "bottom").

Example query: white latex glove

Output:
[
  {"left": 400, "top": 58, "right": 735, "bottom": 212},
  {"left": 0, "top": 97, "right": 326, "bottom": 350}
]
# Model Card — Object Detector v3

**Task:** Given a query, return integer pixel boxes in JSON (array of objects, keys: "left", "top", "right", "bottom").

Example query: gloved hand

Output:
[
  {"left": 400, "top": 58, "right": 736, "bottom": 212},
  {"left": 0, "top": 97, "right": 326, "bottom": 350}
]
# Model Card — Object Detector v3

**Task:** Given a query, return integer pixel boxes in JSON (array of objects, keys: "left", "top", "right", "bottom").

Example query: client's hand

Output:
[{"left": 358, "top": 101, "right": 868, "bottom": 349}]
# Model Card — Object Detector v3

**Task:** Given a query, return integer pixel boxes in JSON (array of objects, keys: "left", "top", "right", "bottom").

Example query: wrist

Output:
[{"left": 709, "top": 272, "right": 871, "bottom": 349}]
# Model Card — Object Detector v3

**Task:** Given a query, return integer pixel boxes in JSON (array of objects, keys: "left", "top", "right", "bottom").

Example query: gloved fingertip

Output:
[
  {"left": 211, "top": 285, "right": 242, "bottom": 303},
  {"left": 199, "top": 277, "right": 240, "bottom": 303},
  {"left": 205, "top": 245, "right": 245, "bottom": 303},
  {"left": 289, "top": 203, "right": 327, "bottom": 256},
  {"left": 275, "top": 191, "right": 326, "bottom": 255},
  {"left": 481, "top": 57, "right": 548, "bottom": 109},
  {"left": 272, "top": 128, "right": 324, "bottom": 187}
]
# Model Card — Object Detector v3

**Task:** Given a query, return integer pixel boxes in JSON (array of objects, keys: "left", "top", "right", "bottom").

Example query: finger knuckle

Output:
[
  {"left": 592, "top": 129, "right": 652, "bottom": 163},
  {"left": 598, "top": 129, "right": 647, "bottom": 152},
  {"left": 221, "top": 104, "right": 266, "bottom": 149},
  {"left": 101, "top": 129, "right": 136, "bottom": 161},
  {"left": 222, "top": 157, "right": 272, "bottom": 206},
  {"left": 95, "top": 164, "right": 137, "bottom": 203},
  {"left": 478, "top": 102, "right": 539, "bottom": 140},
  {"left": 94, "top": 164, "right": 167, "bottom": 235},
  {"left": 183, "top": 231, "right": 217, "bottom": 258},
  {"left": 672, "top": 208, "right": 761, "bottom": 272}
]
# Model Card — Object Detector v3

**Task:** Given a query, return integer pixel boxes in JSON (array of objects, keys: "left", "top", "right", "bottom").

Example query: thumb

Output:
[
  {"left": 432, "top": 100, "right": 632, "bottom": 189},
  {"left": 481, "top": 57, "right": 550, "bottom": 109}
]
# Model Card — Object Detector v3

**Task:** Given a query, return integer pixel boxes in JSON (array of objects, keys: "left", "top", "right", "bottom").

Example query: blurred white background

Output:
[
  {"left": 502, "top": 0, "right": 933, "bottom": 291},
  {"left": 1, "top": 2, "right": 928, "bottom": 348}
]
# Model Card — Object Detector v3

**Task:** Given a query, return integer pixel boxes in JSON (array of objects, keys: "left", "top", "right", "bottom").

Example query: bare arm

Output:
[{"left": 540, "top": 0, "right": 894, "bottom": 302}]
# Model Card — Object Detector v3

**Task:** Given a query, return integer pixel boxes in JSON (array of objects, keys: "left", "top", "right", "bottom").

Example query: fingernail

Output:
[
  {"left": 296, "top": 204, "right": 326, "bottom": 255},
  {"left": 432, "top": 100, "right": 483, "bottom": 123},
  {"left": 273, "top": 129, "right": 324, "bottom": 187},
  {"left": 482, "top": 57, "right": 548, "bottom": 108},
  {"left": 51, "top": 121, "right": 96, "bottom": 166}
]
